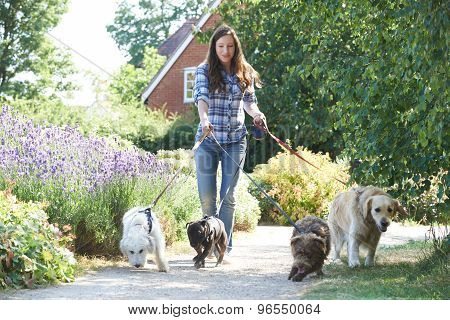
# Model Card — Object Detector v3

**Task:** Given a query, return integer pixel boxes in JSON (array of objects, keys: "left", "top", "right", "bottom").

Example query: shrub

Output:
[
  {"left": 95, "top": 101, "right": 174, "bottom": 153},
  {"left": 0, "top": 189, "right": 76, "bottom": 288},
  {"left": 234, "top": 175, "right": 261, "bottom": 232},
  {"left": 251, "top": 147, "right": 348, "bottom": 224},
  {"left": 7, "top": 97, "right": 174, "bottom": 153},
  {"left": 397, "top": 170, "right": 448, "bottom": 224},
  {"left": 156, "top": 148, "right": 195, "bottom": 175},
  {"left": 147, "top": 108, "right": 198, "bottom": 152},
  {"left": 0, "top": 105, "right": 185, "bottom": 254}
]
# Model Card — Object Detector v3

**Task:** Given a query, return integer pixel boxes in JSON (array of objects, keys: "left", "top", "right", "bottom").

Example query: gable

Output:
[{"left": 141, "top": 0, "right": 222, "bottom": 103}]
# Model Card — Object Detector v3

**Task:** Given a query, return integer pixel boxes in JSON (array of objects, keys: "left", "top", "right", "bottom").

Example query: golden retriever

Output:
[{"left": 328, "top": 186, "right": 407, "bottom": 267}]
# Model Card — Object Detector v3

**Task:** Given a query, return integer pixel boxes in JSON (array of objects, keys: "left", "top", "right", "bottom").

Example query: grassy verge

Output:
[{"left": 300, "top": 241, "right": 449, "bottom": 299}]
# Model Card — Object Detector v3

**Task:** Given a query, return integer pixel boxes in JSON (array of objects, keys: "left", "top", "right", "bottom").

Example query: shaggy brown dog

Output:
[
  {"left": 288, "top": 216, "right": 330, "bottom": 282},
  {"left": 328, "top": 186, "right": 407, "bottom": 268},
  {"left": 186, "top": 216, "right": 227, "bottom": 269}
]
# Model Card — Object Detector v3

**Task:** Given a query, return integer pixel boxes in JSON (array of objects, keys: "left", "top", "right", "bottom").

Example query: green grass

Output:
[{"left": 300, "top": 241, "right": 449, "bottom": 299}]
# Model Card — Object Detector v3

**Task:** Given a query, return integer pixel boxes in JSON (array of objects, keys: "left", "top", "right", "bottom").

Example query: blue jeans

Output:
[{"left": 194, "top": 136, "right": 247, "bottom": 252}]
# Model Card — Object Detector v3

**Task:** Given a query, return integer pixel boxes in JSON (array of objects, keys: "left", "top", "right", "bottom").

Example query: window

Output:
[{"left": 184, "top": 67, "right": 196, "bottom": 103}]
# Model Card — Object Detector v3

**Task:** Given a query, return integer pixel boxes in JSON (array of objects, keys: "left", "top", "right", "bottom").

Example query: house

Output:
[{"left": 141, "top": 0, "right": 222, "bottom": 115}]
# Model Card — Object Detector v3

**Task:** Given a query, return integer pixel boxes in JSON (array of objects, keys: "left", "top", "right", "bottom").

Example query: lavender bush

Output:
[{"left": 0, "top": 106, "right": 200, "bottom": 254}]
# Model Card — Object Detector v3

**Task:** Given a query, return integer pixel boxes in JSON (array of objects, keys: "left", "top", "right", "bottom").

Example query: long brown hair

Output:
[{"left": 205, "top": 24, "right": 261, "bottom": 93}]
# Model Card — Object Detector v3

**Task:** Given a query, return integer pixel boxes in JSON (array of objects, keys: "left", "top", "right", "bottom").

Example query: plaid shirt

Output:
[{"left": 194, "top": 63, "right": 257, "bottom": 144}]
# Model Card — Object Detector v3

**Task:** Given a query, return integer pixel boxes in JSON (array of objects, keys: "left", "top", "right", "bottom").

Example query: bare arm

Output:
[
  {"left": 244, "top": 102, "right": 266, "bottom": 126},
  {"left": 197, "top": 99, "right": 213, "bottom": 133}
]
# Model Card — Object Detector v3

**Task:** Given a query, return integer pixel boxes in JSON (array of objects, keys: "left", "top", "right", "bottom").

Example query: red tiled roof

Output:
[{"left": 158, "top": 18, "right": 197, "bottom": 57}]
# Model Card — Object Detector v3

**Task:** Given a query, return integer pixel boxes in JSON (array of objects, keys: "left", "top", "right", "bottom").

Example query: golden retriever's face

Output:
[{"left": 365, "top": 195, "right": 396, "bottom": 232}]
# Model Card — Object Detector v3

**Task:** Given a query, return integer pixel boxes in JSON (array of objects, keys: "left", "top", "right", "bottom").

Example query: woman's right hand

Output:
[{"left": 201, "top": 120, "right": 214, "bottom": 134}]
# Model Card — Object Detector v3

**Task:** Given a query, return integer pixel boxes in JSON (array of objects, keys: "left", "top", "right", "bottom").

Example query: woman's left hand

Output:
[{"left": 253, "top": 113, "right": 266, "bottom": 128}]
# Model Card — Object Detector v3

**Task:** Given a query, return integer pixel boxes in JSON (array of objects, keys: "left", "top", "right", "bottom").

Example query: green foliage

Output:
[
  {"left": 149, "top": 108, "right": 199, "bottom": 152},
  {"left": 5, "top": 97, "right": 93, "bottom": 132},
  {"left": 95, "top": 101, "right": 174, "bottom": 152},
  {"left": 0, "top": 189, "right": 76, "bottom": 288},
  {"left": 216, "top": 0, "right": 448, "bottom": 220},
  {"left": 234, "top": 175, "right": 261, "bottom": 232},
  {"left": 404, "top": 171, "right": 448, "bottom": 224},
  {"left": 6, "top": 96, "right": 174, "bottom": 154},
  {"left": 107, "top": 0, "right": 208, "bottom": 65},
  {"left": 416, "top": 226, "right": 449, "bottom": 276},
  {"left": 215, "top": 0, "right": 343, "bottom": 171},
  {"left": 289, "top": 0, "right": 449, "bottom": 211},
  {"left": 109, "top": 47, "right": 166, "bottom": 104},
  {"left": 252, "top": 147, "right": 348, "bottom": 224},
  {"left": 0, "top": 0, "right": 76, "bottom": 99},
  {"left": 153, "top": 175, "right": 202, "bottom": 245},
  {"left": 157, "top": 148, "right": 195, "bottom": 175}
]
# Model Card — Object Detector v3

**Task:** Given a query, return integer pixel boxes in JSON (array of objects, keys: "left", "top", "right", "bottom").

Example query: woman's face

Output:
[{"left": 215, "top": 34, "right": 235, "bottom": 67}]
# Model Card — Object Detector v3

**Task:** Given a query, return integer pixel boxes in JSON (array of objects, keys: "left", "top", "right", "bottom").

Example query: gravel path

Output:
[{"left": 1, "top": 223, "right": 434, "bottom": 300}]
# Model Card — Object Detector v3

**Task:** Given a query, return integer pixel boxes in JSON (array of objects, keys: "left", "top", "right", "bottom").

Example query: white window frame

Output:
[{"left": 183, "top": 67, "right": 196, "bottom": 104}]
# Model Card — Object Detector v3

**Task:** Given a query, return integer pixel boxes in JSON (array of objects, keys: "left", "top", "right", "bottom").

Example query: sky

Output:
[{"left": 49, "top": 0, "right": 128, "bottom": 106}]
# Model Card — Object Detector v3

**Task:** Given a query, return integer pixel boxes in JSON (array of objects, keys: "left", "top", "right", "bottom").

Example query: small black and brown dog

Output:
[
  {"left": 288, "top": 216, "right": 330, "bottom": 282},
  {"left": 186, "top": 215, "right": 227, "bottom": 269}
]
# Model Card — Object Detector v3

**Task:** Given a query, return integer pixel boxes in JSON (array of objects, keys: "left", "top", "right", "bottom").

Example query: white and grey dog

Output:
[{"left": 119, "top": 207, "right": 169, "bottom": 272}]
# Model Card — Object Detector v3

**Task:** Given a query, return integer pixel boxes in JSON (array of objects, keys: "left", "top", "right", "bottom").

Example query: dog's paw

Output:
[
  {"left": 348, "top": 260, "right": 360, "bottom": 268},
  {"left": 194, "top": 260, "right": 205, "bottom": 269},
  {"left": 291, "top": 274, "right": 305, "bottom": 282},
  {"left": 364, "top": 258, "right": 375, "bottom": 267},
  {"left": 328, "top": 258, "right": 343, "bottom": 265},
  {"left": 288, "top": 266, "right": 298, "bottom": 280},
  {"left": 158, "top": 266, "right": 169, "bottom": 273}
]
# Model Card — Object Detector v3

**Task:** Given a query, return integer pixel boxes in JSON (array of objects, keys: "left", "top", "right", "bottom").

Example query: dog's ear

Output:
[
  {"left": 200, "top": 219, "right": 208, "bottom": 226},
  {"left": 290, "top": 236, "right": 301, "bottom": 246},
  {"left": 186, "top": 222, "right": 192, "bottom": 229},
  {"left": 119, "top": 238, "right": 127, "bottom": 256},
  {"left": 394, "top": 200, "right": 408, "bottom": 216},
  {"left": 362, "top": 197, "right": 373, "bottom": 219},
  {"left": 313, "top": 237, "right": 327, "bottom": 256}
]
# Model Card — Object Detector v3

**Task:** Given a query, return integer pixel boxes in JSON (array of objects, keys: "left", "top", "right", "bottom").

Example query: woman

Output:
[{"left": 193, "top": 24, "right": 266, "bottom": 257}]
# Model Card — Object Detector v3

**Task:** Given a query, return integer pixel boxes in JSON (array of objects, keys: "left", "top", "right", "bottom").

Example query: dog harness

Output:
[
  {"left": 138, "top": 207, "right": 153, "bottom": 234},
  {"left": 200, "top": 215, "right": 222, "bottom": 245}
]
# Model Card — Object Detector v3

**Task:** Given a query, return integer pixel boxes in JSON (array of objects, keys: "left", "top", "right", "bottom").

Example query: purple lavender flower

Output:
[{"left": 0, "top": 105, "right": 171, "bottom": 197}]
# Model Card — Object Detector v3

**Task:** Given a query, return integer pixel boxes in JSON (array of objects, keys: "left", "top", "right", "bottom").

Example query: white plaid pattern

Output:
[{"left": 194, "top": 63, "right": 257, "bottom": 144}]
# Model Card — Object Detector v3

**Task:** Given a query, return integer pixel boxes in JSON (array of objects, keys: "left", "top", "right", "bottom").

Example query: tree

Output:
[
  {"left": 287, "top": 0, "right": 448, "bottom": 218},
  {"left": 215, "top": 0, "right": 448, "bottom": 219},
  {"left": 0, "top": 0, "right": 76, "bottom": 99},
  {"left": 109, "top": 47, "right": 166, "bottom": 105},
  {"left": 210, "top": 0, "right": 344, "bottom": 170},
  {"left": 107, "top": 0, "right": 208, "bottom": 66}
]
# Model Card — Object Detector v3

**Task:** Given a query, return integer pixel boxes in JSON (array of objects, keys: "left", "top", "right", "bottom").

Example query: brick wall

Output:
[{"left": 147, "top": 14, "right": 221, "bottom": 115}]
